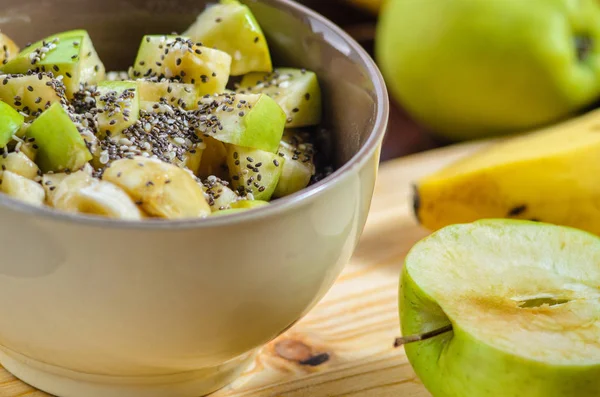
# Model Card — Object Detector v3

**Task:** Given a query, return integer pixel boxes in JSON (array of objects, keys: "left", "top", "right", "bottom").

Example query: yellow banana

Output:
[
  {"left": 103, "top": 156, "right": 211, "bottom": 219},
  {"left": 1, "top": 171, "right": 45, "bottom": 206},
  {"left": 415, "top": 108, "right": 600, "bottom": 236},
  {"left": 51, "top": 171, "right": 143, "bottom": 220}
]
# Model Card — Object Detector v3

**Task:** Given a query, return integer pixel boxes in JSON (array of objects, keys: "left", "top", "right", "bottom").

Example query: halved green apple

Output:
[{"left": 400, "top": 219, "right": 600, "bottom": 397}]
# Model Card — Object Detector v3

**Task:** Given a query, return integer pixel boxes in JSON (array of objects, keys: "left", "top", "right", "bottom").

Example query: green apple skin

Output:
[
  {"left": 376, "top": 0, "right": 600, "bottom": 141},
  {"left": 400, "top": 219, "right": 600, "bottom": 397},
  {"left": 0, "top": 101, "right": 24, "bottom": 148}
]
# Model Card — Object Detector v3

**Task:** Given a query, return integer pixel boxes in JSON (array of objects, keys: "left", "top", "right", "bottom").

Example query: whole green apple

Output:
[
  {"left": 399, "top": 219, "right": 600, "bottom": 397},
  {"left": 376, "top": 0, "right": 600, "bottom": 141}
]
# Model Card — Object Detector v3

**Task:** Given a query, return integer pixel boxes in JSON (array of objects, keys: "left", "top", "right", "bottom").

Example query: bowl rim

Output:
[{"left": 0, "top": 0, "right": 389, "bottom": 230}]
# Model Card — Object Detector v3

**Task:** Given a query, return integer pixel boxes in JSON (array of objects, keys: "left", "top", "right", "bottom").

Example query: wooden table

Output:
[{"left": 0, "top": 141, "right": 489, "bottom": 397}]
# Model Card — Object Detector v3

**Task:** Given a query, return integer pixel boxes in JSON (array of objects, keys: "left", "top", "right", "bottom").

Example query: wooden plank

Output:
[{"left": 0, "top": 140, "right": 490, "bottom": 397}]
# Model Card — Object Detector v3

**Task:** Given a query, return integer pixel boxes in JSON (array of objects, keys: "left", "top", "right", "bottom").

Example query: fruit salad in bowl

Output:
[
  {"left": 0, "top": 0, "right": 329, "bottom": 221},
  {"left": 0, "top": 1, "right": 388, "bottom": 396}
]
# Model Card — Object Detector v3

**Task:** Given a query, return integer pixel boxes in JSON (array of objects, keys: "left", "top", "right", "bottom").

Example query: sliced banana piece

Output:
[
  {"left": 51, "top": 171, "right": 142, "bottom": 220},
  {"left": 103, "top": 156, "right": 211, "bottom": 219},
  {"left": 0, "top": 152, "right": 40, "bottom": 180},
  {"left": 42, "top": 172, "right": 69, "bottom": 203},
  {"left": 0, "top": 171, "right": 45, "bottom": 206}
]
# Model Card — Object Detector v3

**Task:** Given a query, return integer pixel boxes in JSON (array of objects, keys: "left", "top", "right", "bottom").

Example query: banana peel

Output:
[{"left": 414, "top": 108, "right": 600, "bottom": 236}]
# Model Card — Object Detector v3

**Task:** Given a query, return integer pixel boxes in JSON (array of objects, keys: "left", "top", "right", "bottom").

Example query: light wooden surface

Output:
[{"left": 0, "top": 140, "right": 490, "bottom": 397}]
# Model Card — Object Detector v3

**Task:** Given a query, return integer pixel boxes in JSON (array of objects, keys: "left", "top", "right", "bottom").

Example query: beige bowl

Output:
[{"left": 0, "top": 1, "right": 389, "bottom": 396}]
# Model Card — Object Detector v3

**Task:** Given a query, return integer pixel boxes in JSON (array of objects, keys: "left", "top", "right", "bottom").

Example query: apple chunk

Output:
[
  {"left": 400, "top": 219, "right": 600, "bottom": 397},
  {"left": 238, "top": 68, "right": 322, "bottom": 127},
  {"left": 183, "top": 0, "right": 272, "bottom": 76},
  {"left": 1, "top": 30, "right": 105, "bottom": 97},
  {"left": 26, "top": 103, "right": 92, "bottom": 172},
  {"left": 198, "top": 93, "right": 286, "bottom": 153}
]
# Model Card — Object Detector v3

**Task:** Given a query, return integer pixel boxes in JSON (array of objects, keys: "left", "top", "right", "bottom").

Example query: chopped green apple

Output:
[
  {"left": 0, "top": 73, "right": 66, "bottom": 117},
  {"left": 210, "top": 207, "right": 247, "bottom": 216},
  {"left": 226, "top": 144, "right": 284, "bottom": 201},
  {"left": 184, "top": 0, "right": 272, "bottom": 76},
  {"left": 202, "top": 177, "right": 239, "bottom": 211},
  {"left": 26, "top": 102, "right": 92, "bottom": 172},
  {"left": 136, "top": 80, "right": 198, "bottom": 111},
  {"left": 1, "top": 30, "right": 106, "bottom": 97},
  {"left": 0, "top": 170, "right": 45, "bottom": 206},
  {"left": 273, "top": 140, "right": 315, "bottom": 198},
  {"left": 198, "top": 93, "right": 286, "bottom": 153},
  {"left": 0, "top": 33, "right": 19, "bottom": 65},
  {"left": 198, "top": 135, "right": 228, "bottom": 179},
  {"left": 0, "top": 100, "right": 24, "bottom": 148},
  {"left": 238, "top": 68, "right": 322, "bottom": 127},
  {"left": 400, "top": 219, "right": 600, "bottom": 397},
  {"left": 230, "top": 199, "right": 269, "bottom": 209},
  {"left": 0, "top": 152, "right": 40, "bottom": 180},
  {"left": 173, "top": 146, "right": 203, "bottom": 175},
  {"left": 95, "top": 80, "right": 140, "bottom": 139},
  {"left": 129, "top": 35, "right": 231, "bottom": 95}
]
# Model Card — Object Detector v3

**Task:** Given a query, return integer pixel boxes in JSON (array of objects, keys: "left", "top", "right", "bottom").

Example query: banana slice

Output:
[
  {"left": 0, "top": 152, "right": 40, "bottom": 180},
  {"left": 51, "top": 171, "right": 142, "bottom": 220},
  {"left": 103, "top": 156, "right": 211, "bottom": 219},
  {"left": 0, "top": 171, "right": 45, "bottom": 206},
  {"left": 42, "top": 172, "right": 69, "bottom": 203}
]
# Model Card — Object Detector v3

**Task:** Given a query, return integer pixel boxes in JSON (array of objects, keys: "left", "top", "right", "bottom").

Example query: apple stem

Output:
[{"left": 394, "top": 324, "right": 453, "bottom": 347}]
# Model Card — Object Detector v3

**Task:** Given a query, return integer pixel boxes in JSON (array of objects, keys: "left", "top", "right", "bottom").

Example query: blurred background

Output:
[{"left": 296, "top": 0, "right": 441, "bottom": 162}]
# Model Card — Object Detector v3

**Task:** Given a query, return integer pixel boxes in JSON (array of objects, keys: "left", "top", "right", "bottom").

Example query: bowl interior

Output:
[{"left": 0, "top": 0, "right": 381, "bottom": 171}]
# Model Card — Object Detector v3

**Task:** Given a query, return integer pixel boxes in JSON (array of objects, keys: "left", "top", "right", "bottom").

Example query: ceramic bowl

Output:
[{"left": 0, "top": 1, "right": 388, "bottom": 396}]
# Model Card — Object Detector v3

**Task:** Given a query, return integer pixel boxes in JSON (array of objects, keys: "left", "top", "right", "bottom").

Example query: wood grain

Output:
[{"left": 0, "top": 140, "right": 491, "bottom": 397}]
